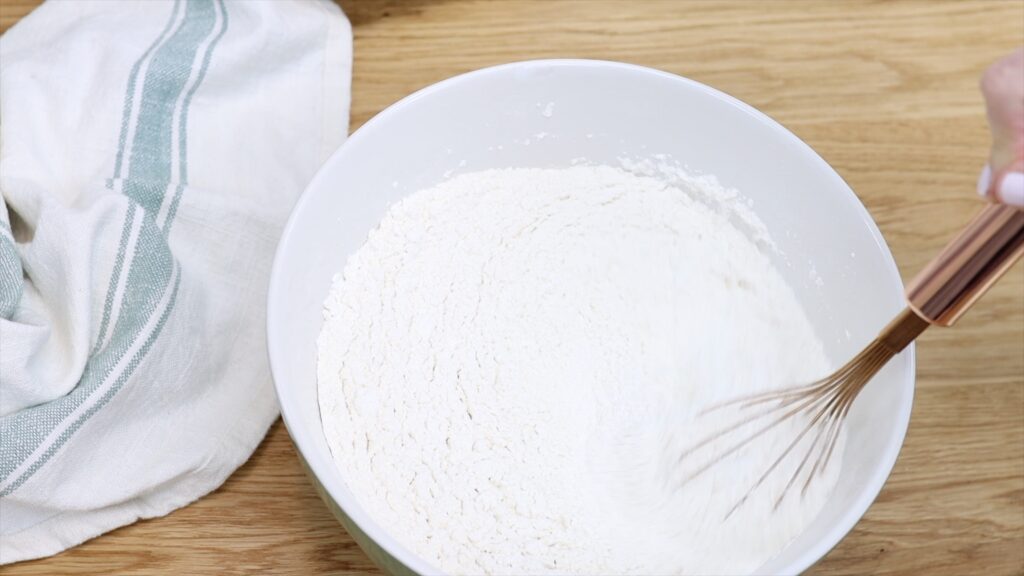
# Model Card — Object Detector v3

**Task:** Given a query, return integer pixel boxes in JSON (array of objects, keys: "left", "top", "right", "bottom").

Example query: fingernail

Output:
[
  {"left": 998, "top": 171, "right": 1024, "bottom": 207},
  {"left": 977, "top": 165, "right": 992, "bottom": 197}
]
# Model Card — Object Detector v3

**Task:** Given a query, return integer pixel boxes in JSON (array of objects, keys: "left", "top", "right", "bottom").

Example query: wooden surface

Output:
[{"left": 2, "top": 0, "right": 1023, "bottom": 574}]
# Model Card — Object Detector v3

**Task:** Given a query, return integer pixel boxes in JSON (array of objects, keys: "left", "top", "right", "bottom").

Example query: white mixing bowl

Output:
[{"left": 267, "top": 60, "right": 914, "bottom": 575}]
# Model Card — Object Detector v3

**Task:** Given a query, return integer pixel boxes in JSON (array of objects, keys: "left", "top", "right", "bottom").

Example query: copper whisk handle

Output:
[{"left": 906, "top": 203, "right": 1024, "bottom": 327}]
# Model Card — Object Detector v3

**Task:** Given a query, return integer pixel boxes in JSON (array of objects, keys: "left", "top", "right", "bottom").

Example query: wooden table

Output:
[{"left": 2, "top": 0, "right": 1022, "bottom": 574}]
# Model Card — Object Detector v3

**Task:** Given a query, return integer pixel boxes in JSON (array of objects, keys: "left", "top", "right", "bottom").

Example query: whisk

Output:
[{"left": 678, "top": 202, "right": 1024, "bottom": 516}]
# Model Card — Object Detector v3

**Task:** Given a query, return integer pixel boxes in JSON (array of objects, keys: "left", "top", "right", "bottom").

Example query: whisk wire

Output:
[
  {"left": 774, "top": 418, "right": 830, "bottom": 511},
  {"left": 677, "top": 384, "right": 839, "bottom": 488},
  {"left": 724, "top": 403, "right": 831, "bottom": 519},
  {"left": 677, "top": 308, "right": 931, "bottom": 518},
  {"left": 749, "top": 355, "right": 872, "bottom": 514}
]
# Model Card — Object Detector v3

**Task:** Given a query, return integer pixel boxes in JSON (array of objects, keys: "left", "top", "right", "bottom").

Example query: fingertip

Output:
[{"left": 997, "top": 171, "right": 1024, "bottom": 207}]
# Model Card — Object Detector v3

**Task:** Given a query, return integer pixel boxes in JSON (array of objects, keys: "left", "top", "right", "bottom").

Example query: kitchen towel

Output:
[{"left": 0, "top": 0, "right": 350, "bottom": 563}]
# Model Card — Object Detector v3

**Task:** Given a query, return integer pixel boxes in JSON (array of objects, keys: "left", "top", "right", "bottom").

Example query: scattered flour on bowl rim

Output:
[{"left": 317, "top": 165, "right": 844, "bottom": 575}]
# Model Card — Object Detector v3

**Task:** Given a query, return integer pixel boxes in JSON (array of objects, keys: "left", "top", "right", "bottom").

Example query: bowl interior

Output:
[{"left": 268, "top": 60, "right": 913, "bottom": 576}]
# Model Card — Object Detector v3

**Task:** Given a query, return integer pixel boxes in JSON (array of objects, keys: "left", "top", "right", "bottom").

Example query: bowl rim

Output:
[{"left": 266, "top": 58, "right": 915, "bottom": 576}]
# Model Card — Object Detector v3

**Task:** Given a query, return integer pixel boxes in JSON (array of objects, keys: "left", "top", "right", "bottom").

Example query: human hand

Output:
[{"left": 977, "top": 47, "right": 1024, "bottom": 207}]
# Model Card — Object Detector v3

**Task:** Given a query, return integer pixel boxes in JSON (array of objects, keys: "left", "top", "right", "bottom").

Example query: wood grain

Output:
[{"left": 3, "top": 0, "right": 1023, "bottom": 574}]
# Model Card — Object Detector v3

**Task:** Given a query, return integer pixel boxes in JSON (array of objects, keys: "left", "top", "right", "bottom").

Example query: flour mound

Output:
[{"left": 318, "top": 166, "right": 841, "bottom": 576}]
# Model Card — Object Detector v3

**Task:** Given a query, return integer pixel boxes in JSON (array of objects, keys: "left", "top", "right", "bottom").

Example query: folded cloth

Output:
[{"left": 0, "top": 0, "right": 351, "bottom": 563}]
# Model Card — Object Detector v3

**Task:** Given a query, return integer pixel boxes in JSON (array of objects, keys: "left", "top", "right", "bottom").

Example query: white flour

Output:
[{"left": 318, "top": 166, "right": 842, "bottom": 575}]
